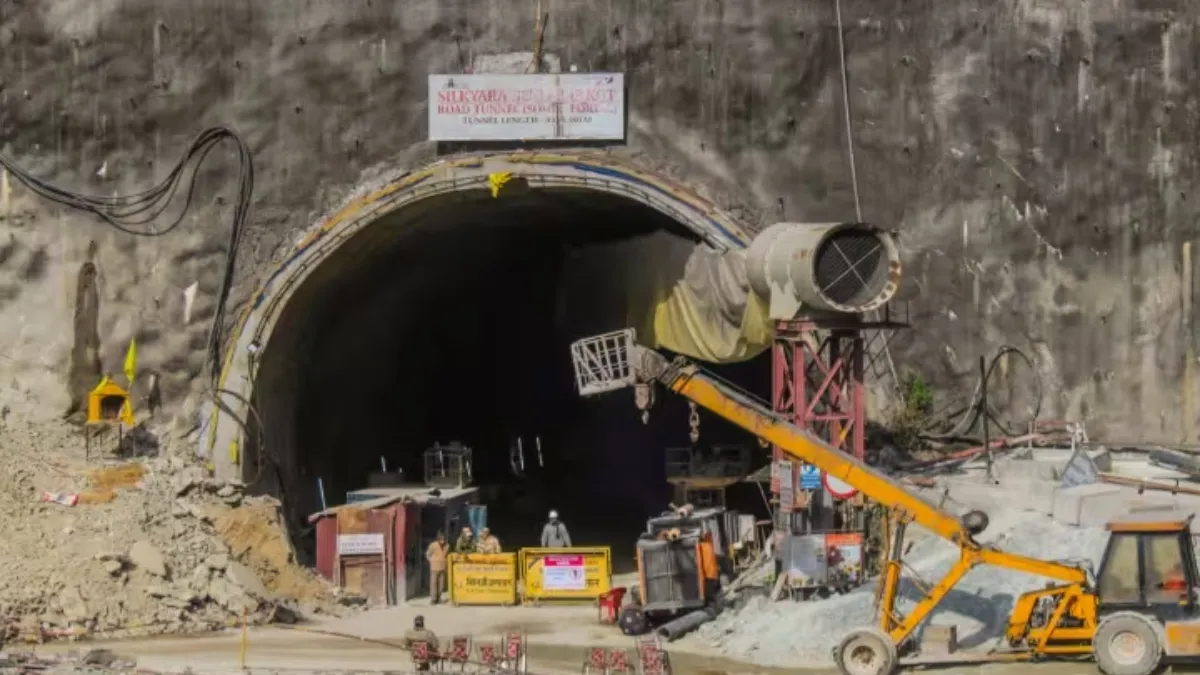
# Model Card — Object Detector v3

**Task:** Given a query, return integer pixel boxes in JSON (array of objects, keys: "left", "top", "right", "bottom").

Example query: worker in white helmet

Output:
[{"left": 540, "top": 509, "right": 572, "bottom": 547}]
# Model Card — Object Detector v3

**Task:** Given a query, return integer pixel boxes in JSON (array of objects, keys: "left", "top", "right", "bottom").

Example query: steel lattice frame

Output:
[{"left": 770, "top": 319, "right": 867, "bottom": 512}]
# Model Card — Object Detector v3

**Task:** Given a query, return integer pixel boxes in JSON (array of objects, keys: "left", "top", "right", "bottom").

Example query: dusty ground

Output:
[{"left": 28, "top": 603, "right": 1098, "bottom": 675}]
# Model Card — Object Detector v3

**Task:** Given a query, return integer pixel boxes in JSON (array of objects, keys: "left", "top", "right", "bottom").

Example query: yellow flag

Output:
[
  {"left": 123, "top": 338, "right": 137, "bottom": 386},
  {"left": 488, "top": 171, "right": 513, "bottom": 198}
]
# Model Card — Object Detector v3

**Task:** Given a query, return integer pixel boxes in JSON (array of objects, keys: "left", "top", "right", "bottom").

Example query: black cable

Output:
[
  {"left": 0, "top": 127, "right": 254, "bottom": 381},
  {"left": 923, "top": 345, "right": 1043, "bottom": 440},
  {"left": 211, "top": 386, "right": 283, "bottom": 490}
]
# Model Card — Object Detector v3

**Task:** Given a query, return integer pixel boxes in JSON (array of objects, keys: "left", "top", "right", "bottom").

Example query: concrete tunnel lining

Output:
[{"left": 203, "top": 152, "right": 760, "bottom": 540}]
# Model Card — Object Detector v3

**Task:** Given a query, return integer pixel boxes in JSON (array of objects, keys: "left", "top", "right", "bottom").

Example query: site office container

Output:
[
  {"left": 309, "top": 495, "right": 423, "bottom": 605},
  {"left": 311, "top": 487, "right": 480, "bottom": 604}
]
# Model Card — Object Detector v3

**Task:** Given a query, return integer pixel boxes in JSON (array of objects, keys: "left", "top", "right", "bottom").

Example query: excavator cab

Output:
[
  {"left": 1090, "top": 513, "right": 1200, "bottom": 675},
  {"left": 1096, "top": 514, "right": 1197, "bottom": 610}
]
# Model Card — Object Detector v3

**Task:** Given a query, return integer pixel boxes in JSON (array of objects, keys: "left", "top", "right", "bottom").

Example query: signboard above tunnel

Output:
[{"left": 427, "top": 73, "right": 625, "bottom": 142}]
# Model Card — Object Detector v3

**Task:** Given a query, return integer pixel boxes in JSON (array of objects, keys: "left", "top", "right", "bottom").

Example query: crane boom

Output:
[
  {"left": 570, "top": 329, "right": 1091, "bottom": 665},
  {"left": 659, "top": 358, "right": 967, "bottom": 541}
]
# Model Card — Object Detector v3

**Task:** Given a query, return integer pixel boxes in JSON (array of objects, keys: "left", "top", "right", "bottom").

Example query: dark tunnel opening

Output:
[{"left": 244, "top": 187, "right": 773, "bottom": 575}]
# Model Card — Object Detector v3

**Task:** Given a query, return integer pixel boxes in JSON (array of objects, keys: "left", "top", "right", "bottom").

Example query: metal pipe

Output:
[
  {"left": 654, "top": 609, "right": 715, "bottom": 642},
  {"left": 744, "top": 222, "right": 901, "bottom": 317}
]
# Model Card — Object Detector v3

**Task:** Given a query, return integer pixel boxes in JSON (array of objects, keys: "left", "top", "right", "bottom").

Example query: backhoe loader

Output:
[{"left": 568, "top": 329, "right": 1200, "bottom": 675}]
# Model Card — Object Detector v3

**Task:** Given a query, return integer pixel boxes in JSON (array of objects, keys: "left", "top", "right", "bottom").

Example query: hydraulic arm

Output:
[{"left": 569, "top": 330, "right": 1093, "bottom": 669}]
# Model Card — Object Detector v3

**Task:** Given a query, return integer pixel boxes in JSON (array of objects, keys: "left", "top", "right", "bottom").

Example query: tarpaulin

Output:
[{"left": 558, "top": 232, "right": 771, "bottom": 364}]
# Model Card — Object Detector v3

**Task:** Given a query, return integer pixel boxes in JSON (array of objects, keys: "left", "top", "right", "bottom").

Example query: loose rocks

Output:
[{"left": 0, "top": 416, "right": 356, "bottom": 642}]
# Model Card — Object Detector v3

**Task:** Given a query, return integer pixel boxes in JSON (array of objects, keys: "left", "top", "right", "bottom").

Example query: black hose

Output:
[
  {"left": 0, "top": 128, "right": 254, "bottom": 382},
  {"left": 922, "top": 346, "right": 1042, "bottom": 440}
]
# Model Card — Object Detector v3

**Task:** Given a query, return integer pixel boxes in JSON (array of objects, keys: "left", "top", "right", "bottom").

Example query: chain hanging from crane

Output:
[
  {"left": 634, "top": 383, "right": 655, "bottom": 425},
  {"left": 688, "top": 402, "right": 701, "bottom": 444}
]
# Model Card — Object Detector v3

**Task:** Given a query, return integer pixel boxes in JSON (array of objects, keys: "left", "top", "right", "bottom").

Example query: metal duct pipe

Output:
[
  {"left": 745, "top": 222, "right": 901, "bottom": 317},
  {"left": 655, "top": 609, "right": 716, "bottom": 641}
]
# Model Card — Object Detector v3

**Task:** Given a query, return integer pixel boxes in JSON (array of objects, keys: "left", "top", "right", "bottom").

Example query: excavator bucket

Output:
[{"left": 570, "top": 329, "right": 639, "bottom": 396}]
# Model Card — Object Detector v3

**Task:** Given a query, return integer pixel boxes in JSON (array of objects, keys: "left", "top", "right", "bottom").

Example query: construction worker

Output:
[
  {"left": 1162, "top": 561, "right": 1188, "bottom": 592},
  {"left": 425, "top": 532, "right": 449, "bottom": 604},
  {"left": 476, "top": 527, "right": 501, "bottom": 554},
  {"left": 403, "top": 615, "right": 440, "bottom": 671},
  {"left": 454, "top": 526, "right": 476, "bottom": 553},
  {"left": 540, "top": 509, "right": 572, "bottom": 547}
]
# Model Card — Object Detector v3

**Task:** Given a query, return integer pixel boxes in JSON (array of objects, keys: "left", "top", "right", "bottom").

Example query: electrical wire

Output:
[
  {"left": 0, "top": 127, "right": 254, "bottom": 382},
  {"left": 922, "top": 346, "right": 1043, "bottom": 440},
  {"left": 210, "top": 386, "right": 282, "bottom": 490},
  {"left": 831, "top": 0, "right": 904, "bottom": 405},
  {"left": 833, "top": 0, "right": 862, "bottom": 222}
]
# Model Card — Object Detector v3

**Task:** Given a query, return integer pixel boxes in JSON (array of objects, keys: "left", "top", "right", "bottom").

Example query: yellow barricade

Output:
[
  {"left": 448, "top": 553, "right": 519, "bottom": 606},
  {"left": 519, "top": 547, "right": 611, "bottom": 602}
]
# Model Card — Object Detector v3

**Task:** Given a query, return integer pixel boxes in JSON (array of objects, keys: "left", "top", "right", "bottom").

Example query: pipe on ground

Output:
[{"left": 654, "top": 609, "right": 716, "bottom": 642}]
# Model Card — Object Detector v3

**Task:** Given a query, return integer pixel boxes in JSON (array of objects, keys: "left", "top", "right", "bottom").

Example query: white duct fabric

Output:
[{"left": 558, "top": 232, "right": 771, "bottom": 364}]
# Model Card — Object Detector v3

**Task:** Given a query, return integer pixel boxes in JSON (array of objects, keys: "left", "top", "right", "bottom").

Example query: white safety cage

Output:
[{"left": 569, "top": 328, "right": 638, "bottom": 396}]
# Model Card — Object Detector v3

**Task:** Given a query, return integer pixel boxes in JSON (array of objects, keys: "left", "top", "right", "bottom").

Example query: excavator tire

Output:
[
  {"left": 833, "top": 627, "right": 897, "bottom": 675},
  {"left": 1094, "top": 612, "right": 1163, "bottom": 675}
]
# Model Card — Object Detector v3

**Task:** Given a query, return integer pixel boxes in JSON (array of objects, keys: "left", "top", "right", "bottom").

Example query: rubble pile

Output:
[
  {"left": 0, "top": 416, "right": 355, "bottom": 642},
  {"left": 691, "top": 493, "right": 1109, "bottom": 666}
]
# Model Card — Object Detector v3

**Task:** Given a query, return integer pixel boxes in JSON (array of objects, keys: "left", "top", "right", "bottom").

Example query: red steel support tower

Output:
[
  {"left": 772, "top": 317, "right": 868, "bottom": 461},
  {"left": 769, "top": 310, "right": 906, "bottom": 522}
]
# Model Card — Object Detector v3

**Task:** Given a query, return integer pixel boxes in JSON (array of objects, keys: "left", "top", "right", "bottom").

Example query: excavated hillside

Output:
[
  {"left": 0, "top": 1, "right": 1194, "bottom": 444},
  {"left": 0, "top": 0, "right": 1196, "bottom": 638}
]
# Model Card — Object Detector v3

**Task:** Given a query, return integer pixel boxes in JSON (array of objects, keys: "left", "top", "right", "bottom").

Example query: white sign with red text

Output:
[
  {"left": 542, "top": 554, "right": 587, "bottom": 591},
  {"left": 428, "top": 73, "right": 625, "bottom": 142}
]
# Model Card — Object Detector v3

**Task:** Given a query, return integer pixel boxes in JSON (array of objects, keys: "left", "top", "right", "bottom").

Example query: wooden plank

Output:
[{"left": 1099, "top": 472, "right": 1200, "bottom": 497}]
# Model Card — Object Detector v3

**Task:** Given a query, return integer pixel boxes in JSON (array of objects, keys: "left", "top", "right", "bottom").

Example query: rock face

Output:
[{"left": 0, "top": 1, "right": 1195, "bottom": 444}]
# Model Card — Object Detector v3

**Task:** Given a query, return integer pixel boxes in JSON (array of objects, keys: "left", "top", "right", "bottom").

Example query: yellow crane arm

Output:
[
  {"left": 658, "top": 360, "right": 1086, "bottom": 581},
  {"left": 660, "top": 362, "right": 969, "bottom": 542},
  {"left": 570, "top": 331, "right": 1092, "bottom": 651}
]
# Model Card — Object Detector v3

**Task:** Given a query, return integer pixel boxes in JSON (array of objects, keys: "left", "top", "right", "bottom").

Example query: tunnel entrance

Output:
[{"left": 232, "top": 169, "right": 768, "bottom": 571}]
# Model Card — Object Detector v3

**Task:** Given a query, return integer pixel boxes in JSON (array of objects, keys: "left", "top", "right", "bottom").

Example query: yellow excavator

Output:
[{"left": 569, "top": 329, "right": 1200, "bottom": 675}]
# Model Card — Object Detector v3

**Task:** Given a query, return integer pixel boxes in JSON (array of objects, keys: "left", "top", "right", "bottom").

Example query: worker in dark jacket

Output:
[
  {"left": 403, "top": 615, "right": 440, "bottom": 671},
  {"left": 540, "top": 509, "right": 572, "bottom": 547}
]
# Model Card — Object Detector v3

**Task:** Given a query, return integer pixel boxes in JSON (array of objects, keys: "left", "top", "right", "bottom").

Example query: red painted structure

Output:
[
  {"left": 311, "top": 496, "right": 423, "bottom": 604},
  {"left": 770, "top": 313, "right": 905, "bottom": 508}
]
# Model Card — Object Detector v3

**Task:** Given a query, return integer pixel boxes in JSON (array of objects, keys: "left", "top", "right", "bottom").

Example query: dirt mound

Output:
[{"left": 214, "top": 502, "right": 332, "bottom": 603}]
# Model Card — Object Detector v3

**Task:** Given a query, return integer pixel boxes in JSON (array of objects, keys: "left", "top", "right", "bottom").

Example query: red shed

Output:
[{"left": 309, "top": 494, "right": 423, "bottom": 605}]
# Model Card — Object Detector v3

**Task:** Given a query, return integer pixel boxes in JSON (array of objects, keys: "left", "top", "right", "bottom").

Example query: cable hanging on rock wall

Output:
[{"left": 0, "top": 127, "right": 255, "bottom": 382}]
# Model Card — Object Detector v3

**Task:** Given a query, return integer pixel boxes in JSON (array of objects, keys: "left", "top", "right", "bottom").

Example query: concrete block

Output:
[
  {"left": 1052, "top": 484, "right": 1179, "bottom": 528},
  {"left": 1051, "top": 484, "right": 1122, "bottom": 526},
  {"left": 920, "top": 625, "right": 958, "bottom": 655}
]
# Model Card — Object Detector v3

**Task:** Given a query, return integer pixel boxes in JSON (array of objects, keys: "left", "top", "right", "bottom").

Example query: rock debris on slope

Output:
[
  {"left": 0, "top": 416, "right": 357, "bottom": 642},
  {"left": 692, "top": 512, "right": 1109, "bottom": 666}
]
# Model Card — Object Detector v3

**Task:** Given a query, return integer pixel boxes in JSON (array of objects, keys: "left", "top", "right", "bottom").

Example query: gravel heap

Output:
[
  {"left": 0, "top": 415, "right": 358, "bottom": 643},
  {"left": 692, "top": 512, "right": 1109, "bottom": 666}
]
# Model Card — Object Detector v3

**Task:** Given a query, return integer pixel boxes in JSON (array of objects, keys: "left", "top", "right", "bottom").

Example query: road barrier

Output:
[
  {"left": 447, "top": 552, "right": 519, "bottom": 606},
  {"left": 519, "top": 546, "right": 611, "bottom": 602}
]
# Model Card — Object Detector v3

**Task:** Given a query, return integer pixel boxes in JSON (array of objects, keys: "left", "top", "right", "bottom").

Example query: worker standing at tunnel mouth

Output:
[
  {"left": 426, "top": 532, "right": 449, "bottom": 604},
  {"left": 541, "top": 510, "right": 572, "bottom": 547},
  {"left": 477, "top": 527, "right": 501, "bottom": 554},
  {"left": 454, "top": 526, "right": 476, "bottom": 553}
]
